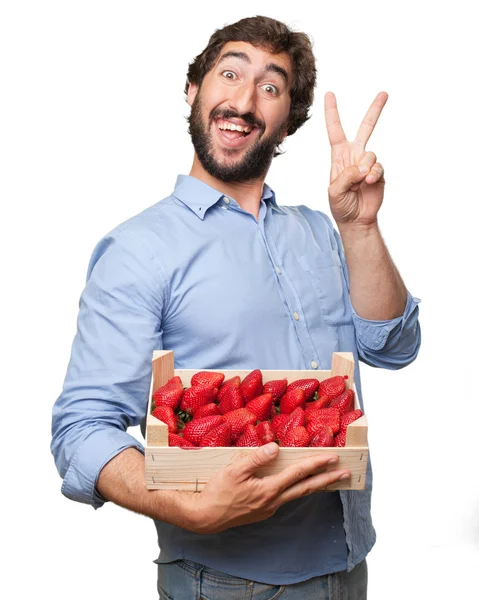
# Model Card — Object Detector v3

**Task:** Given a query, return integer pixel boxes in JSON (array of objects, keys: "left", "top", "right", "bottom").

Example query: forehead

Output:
[{"left": 213, "top": 41, "right": 292, "bottom": 86}]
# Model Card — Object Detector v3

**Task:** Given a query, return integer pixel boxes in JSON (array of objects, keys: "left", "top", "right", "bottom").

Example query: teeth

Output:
[{"left": 217, "top": 120, "right": 252, "bottom": 133}]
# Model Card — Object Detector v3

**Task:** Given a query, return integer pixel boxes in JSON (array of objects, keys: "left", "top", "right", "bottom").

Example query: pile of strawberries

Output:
[{"left": 151, "top": 369, "right": 363, "bottom": 448}]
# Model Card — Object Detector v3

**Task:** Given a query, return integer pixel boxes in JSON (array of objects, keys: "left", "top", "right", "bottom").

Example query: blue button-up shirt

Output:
[{"left": 51, "top": 174, "right": 421, "bottom": 585}]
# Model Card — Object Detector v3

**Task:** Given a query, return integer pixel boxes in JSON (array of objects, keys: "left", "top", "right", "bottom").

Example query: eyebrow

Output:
[{"left": 216, "top": 51, "right": 289, "bottom": 86}]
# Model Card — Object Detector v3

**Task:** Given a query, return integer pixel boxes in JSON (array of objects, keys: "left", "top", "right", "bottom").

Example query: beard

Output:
[{"left": 187, "top": 89, "right": 288, "bottom": 183}]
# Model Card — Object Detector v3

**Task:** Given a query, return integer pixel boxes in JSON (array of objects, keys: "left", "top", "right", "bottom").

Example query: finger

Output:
[
  {"left": 274, "top": 468, "right": 351, "bottom": 506},
  {"left": 324, "top": 92, "right": 347, "bottom": 146},
  {"left": 328, "top": 165, "right": 367, "bottom": 198},
  {"left": 357, "top": 151, "right": 377, "bottom": 174},
  {"left": 264, "top": 453, "right": 341, "bottom": 494},
  {"left": 354, "top": 92, "right": 388, "bottom": 147},
  {"left": 365, "top": 162, "right": 385, "bottom": 184},
  {"left": 231, "top": 442, "right": 280, "bottom": 481}
]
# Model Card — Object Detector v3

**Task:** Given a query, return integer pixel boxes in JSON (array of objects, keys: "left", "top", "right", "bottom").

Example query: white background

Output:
[{"left": 2, "top": 1, "right": 478, "bottom": 598}]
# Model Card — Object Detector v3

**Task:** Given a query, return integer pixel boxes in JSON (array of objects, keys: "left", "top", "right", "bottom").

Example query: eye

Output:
[
  {"left": 221, "top": 70, "right": 237, "bottom": 80},
  {"left": 262, "top": 84, "right": 279, "bottom": 96}
]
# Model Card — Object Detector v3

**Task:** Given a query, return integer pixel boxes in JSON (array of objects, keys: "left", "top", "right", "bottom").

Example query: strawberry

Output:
[
  {"left": 310, "top": 425, "right": 335, "bottom": 447},
  {"left": 182, "top": 415, "right": 224, "bottom": 445},
  {"left": 339, "top": 409, "right": 363, "bottom": 432},
  {"left": 276, "top": 407, "right": 306, "bottom": 444},
  {"left": 263, "top": 378, "right": 288, "bottom": 402},
  {"left": 223, "top": 408, "right": 257, "bottom": 442},
  {"left": 319, "top": 375, "right": 346, "bottom": 400},
  {"left": 151, "top": 405, "right": 179, "bottom": 433},
  {"left": 245, "top": 392, "right": 273, "bottom": 421},
  {"left": 307, "top": 408, "right": 341, "bottom": 436},
  {"left": 236, "top": 424, "right": 261, "bottom": 447},
  {"left": 279, "top": 388, "right": 305, "bottom": 414},
  {"left": 330, "top": 390, "right": 355, "bottom": 416},
  {"left": 218, "top": 384, "right": 244, "bottom": 415},
  {"left": 200, "top": 422, "right": 232, "bottom": 447},
  {"left": 152, "top": 380, "right": 184, "bottom": 410},
  {"left": 194, "top": 402, "right": 222, "bottom": 419},
  {"left": 281, "top": 425, "right": 310, "bottom": 447},
  {"left": 256, "top": 420, "right": 276, "bottom": 444},
  {"left": 270, "top": 403, "right": 280, "bottom": 418},
  {"left": 179, "top": 384, "right": 218, "bottom": 416},
  {"left": 305, "top": 395, "right": 331, "bottom": 414},
  {"left": 168, "top": 433, "right": 195, "bottom": 447},
  {"left": 191, "top": 371, "right": 225, "bottom": 388},
  {"left": 286, "top": 378, "right": 320, "bottom": 401},
  {"left": 334, "top": 430, "right": 347, "bottom": 447},
  {"left": 271, "top": 413, "right": 290, "bottom": 436},
  {"left": 239, "top": 369, "right": 263, "bottom": 402},
  {"left": 217, "top": 376, "right": 241, "bottom": 401}
]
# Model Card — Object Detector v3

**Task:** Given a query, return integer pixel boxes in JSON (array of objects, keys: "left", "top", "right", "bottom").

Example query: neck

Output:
[{"left": 189, "top": 155, "right": 266, "bottom": 221}]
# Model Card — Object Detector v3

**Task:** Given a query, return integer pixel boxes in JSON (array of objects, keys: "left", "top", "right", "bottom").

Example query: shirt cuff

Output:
[
  {"left": 351, "top": 291, "right": 421, "bottom": 351},
  {"left": 61, "top": 427, "right": 145, "bottom": 509}
]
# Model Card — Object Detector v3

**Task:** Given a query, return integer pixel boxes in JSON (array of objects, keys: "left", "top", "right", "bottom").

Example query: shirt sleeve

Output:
[
  {"left": 331, "top": 221, "right": 422, "bottom": 370},
  {"left": 50, "top": 231, "right": 166, "bottom": 509}
]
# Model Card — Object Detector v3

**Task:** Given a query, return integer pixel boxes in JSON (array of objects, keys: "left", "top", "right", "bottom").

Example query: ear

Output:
[{"left": 187, "top": 82, "right": 199, "bottom": 108}]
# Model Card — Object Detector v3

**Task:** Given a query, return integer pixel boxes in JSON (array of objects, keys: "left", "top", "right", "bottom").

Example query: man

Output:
[{"left": 51, "top": 15, "right": 421, "bottom": 599}]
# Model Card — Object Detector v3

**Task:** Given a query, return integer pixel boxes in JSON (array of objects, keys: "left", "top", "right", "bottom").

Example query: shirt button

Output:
[
  {"left": 276, "top": 266, "right": 281, "bottom": 275},
  {"left": 224, "top": 197, "right": 230, "bottom": 204},
  {"left": 293, "top": 312, "right": 300, "bottom": 321},
  {"left": 311, "top": 360, "right": 318, "bottom": 369}
]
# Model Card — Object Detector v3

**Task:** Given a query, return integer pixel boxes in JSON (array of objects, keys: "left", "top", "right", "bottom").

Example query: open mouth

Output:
[{"left": 213, "top": 119, "right": 260, "bottom": 149}]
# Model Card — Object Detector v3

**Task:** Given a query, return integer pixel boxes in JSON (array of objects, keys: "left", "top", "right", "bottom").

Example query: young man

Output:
[{"left": 51, "top": 15, "right": 421, "bottom": 599}]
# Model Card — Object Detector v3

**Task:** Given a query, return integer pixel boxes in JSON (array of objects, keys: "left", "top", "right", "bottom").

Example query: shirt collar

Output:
[{"left": 171, "top": 174, "right": 286, "bottom": 220}]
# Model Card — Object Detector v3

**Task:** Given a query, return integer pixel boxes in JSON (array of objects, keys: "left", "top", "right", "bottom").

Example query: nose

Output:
[{"left": 227, "top": 81, "right": 257, "bottom": 121}]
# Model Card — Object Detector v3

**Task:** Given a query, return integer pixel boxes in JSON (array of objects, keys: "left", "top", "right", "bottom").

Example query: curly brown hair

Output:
[{"left": 184, "top": 15, "right": 317, "bottom": 157}]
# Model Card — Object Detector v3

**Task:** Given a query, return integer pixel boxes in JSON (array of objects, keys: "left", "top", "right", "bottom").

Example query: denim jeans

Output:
[{"left": 157, "top": 557, "right": 367, "bottom": 599}]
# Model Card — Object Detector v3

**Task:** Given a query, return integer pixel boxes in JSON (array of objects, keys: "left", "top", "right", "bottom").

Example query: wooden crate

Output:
[{"left": 145, "top": 350, "right": 368, "bottom": 492}]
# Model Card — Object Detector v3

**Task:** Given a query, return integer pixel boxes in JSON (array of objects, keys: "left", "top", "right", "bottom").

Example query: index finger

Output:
[
  {"left": 263, "top": 452, "right": 341, "bottom": 493},
  {"left": 355, "top": 92, "right": 388, "bottom": 146},
  {"left": 324, "top": 92, "right": 347, "bottom": 146}
]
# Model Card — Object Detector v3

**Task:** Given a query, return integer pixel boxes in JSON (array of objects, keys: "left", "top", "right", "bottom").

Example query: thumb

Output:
[
  {"left": 235, "top": 442, "right": 279, "bottom": 478},
  {"left": 329, "top": 165, "right": 366, "bottom": 197}
]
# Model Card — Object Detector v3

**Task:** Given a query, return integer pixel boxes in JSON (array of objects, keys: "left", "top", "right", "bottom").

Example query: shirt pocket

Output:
[{"left": 298, "top": 249, "right": 352, "bottom": 327}]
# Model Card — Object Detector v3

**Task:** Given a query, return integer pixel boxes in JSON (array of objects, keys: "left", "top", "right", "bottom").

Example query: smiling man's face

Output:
[{"left": 187, "top": 41, "right": 292, "bottom": 183}]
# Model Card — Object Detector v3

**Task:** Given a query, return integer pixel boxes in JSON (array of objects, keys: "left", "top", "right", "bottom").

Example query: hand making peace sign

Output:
[{"left": 325, "top": 91, "right": 388, "bottom": 227}]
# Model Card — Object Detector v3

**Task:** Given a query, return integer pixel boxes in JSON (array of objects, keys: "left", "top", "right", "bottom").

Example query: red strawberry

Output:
[
  {"left": 151, "top": 406, "right": 179, "bottom": 433},
  {"left": 256, "top": 420, "right": 275, "bottom": 444},
  {"left": 239, "top": 369, "right": 263, "bottom": 402},
  {"left": 152, "top": 380, "right": 184, "bottom": 410},
  {"left": 279, "top": 388, "right": 305, "bottom": 414},
  {"left": 191, "top": 370, "right": 225, "bottom": 388},
  {"left": 319, "top": 375, "right": 346, "bottom": 400},
  {"left": 276, "top": 407, "right": 306, "bottom": 444},
  {"left": 223, "top": 408, "right": 257, "bottom": 442},
  {"left": 330, "top": 390, "right": 355, "bottom": 416},
  {"left": 310, "top": 425, "right": 335, "bottom": 447},
  {"left": 307, "top": 408, "right": 341, "bottom": 436},
  {"left": 286, "top": 378, "right": 320, "bottom": 401},
  {"left": 305, "top": 395, "right": 331, "bottom": 414},
  {"left": 200, "top": 422, "right": 232, "bottom": 447},
  {"left": 194, "top": 402, "right": 222, "bottom": 419},
  {"left": 339, "top": 409, "right": 363, "bottom": 432},
  {"left": 271, "top": 413, "right": 290, "bottom": 435},
  {"left": 182, "top": 415, "right": 224, "bottom": 445},
  {"left": 281, "top": 425, "right": 310, "bottom": 447},
  {"left": 263, "top": 378, "right": 288, "bottom": 402},
  {"left": 245, "top": 393, "right": 273, "bottom": 421},
  {"left": 164, "top": 376, "right": 184, "bottom": 388},
  {"left": 334, "top": 430, "right": 347, "bottom": 447},
  {"left": 179, "top": 384, "right": 218, "bottom": 416},
  {"left": 218, "top": 384, "right": 244, "bottom": 415},
  {"left": 217, "top": 376, "right": 241, "bottom": 401},
  {"left": 168, "top": 433, "right": 195, "bottom": 447},
  {"left": 236, "top": 424, "right": 261, "bottom": 447}
]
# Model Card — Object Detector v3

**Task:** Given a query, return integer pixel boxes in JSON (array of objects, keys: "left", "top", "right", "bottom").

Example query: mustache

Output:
[{"left": 212, "top": 111, "right": 263, "bottom": 130}]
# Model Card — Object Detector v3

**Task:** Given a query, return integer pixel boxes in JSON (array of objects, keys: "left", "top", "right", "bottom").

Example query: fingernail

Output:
[
  {"left": 340, "top": 472, "right": 350, "bottom": 480},
  {"left": 264, "top": 443, "right": 278, "bottom": 456},
  {"left": 328, "top": 457, "right": 339, "bottom": 464},
  {"left": 358, "top": 164, "right": 369, "bottom": 174}
]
